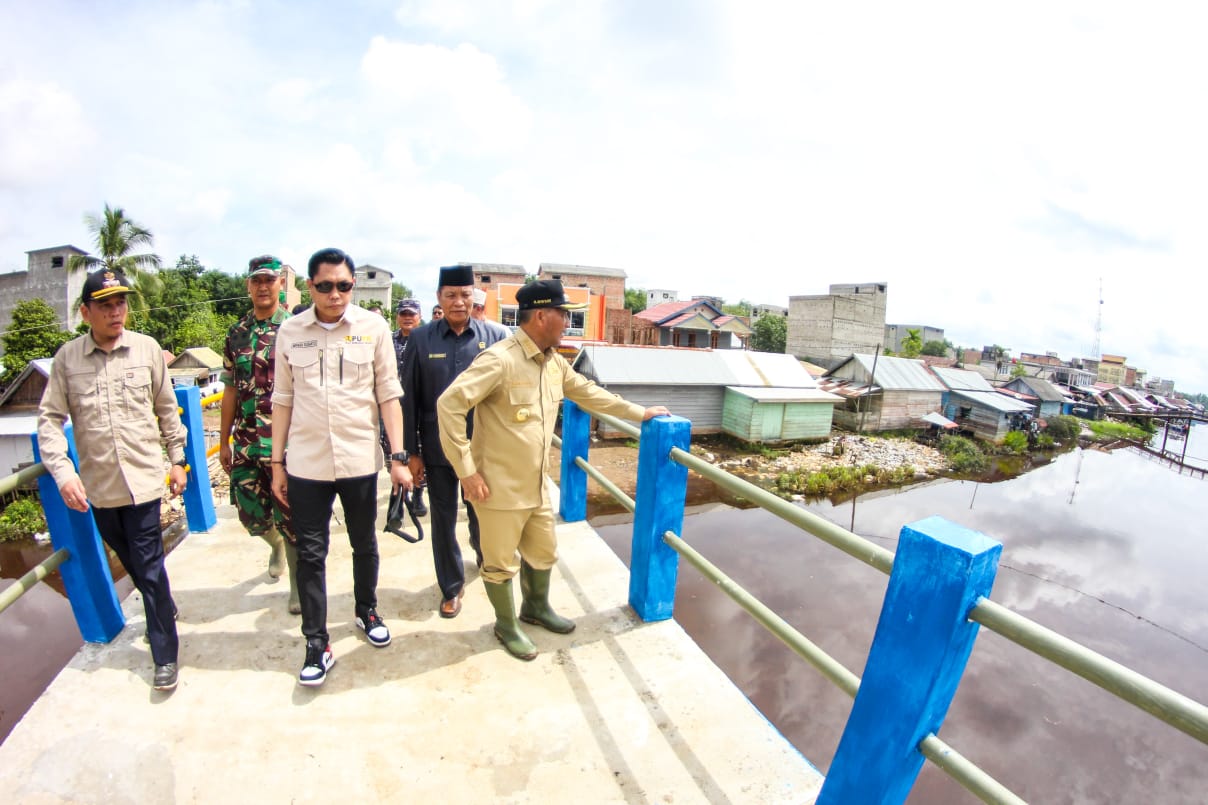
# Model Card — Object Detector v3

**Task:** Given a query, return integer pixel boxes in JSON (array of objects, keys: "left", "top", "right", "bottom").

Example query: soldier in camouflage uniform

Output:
[{"left": 219, "top": 255, "right": 299, "bottom": 613}]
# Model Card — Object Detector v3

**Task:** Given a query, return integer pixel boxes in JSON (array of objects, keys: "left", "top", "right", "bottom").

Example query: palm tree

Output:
[{"left": 68, "top": 203, "right": 164, "bottom": 315}]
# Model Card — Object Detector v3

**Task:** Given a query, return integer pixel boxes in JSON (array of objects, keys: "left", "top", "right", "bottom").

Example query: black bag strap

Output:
[{"left": 385, "top": 487, "right": 424, "bottom": 543}]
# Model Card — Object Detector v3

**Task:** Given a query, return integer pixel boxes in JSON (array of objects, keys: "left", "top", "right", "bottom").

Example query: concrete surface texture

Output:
[{"left": 0, "top": 479, "right": 823, "bottom": 803}]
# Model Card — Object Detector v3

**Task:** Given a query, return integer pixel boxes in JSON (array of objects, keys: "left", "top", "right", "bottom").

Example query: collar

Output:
[
  {"left": 513, "top": 328, "right": 547, "bottom": 362},
  {"left": 249, "top": 306, "right": 289, "bottom": 326},
  {"left": 84, "top": 328, "right": 130, "bottom": 355}
]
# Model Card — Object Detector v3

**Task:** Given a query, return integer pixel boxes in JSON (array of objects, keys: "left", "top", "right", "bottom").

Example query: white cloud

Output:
[
  {"left": 0, "top": 79, "right": 94, "bottom": 186},
  {"left": 1, "top": 2, "right": 1206, "bottom": 390},
  {"left": 360, "top": 37, "right": 532, "bottom": 157}
]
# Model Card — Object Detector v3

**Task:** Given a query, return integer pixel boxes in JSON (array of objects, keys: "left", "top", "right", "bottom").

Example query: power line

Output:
[{"left": 2, "top": 295, "right": 249, "bottom": 337}]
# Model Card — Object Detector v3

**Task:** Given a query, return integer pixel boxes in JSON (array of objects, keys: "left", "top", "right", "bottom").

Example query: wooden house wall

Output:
[
  {"left": 781, "top": 401, "right": 834, "bottom": 440},
  {"left": 2, "top": 374, "right": 48, "bottom": 411},
  {"left": 722, "top": 392, "right": 757, "bottom": 439},
  {"left": 1035, "top": 400, "right": 1063, "bottom": 419},
  {"left": 832, "top": 396, "right": 881, "bottom": 432},
  {"left": 876, "top": 391, "right": 940, "bottom": 430},
  {"left": 594, "top": 384, "right": 724, "bottom": 437},
  {"left": 722, "top": 392, "right": 834, "bottom": 442},
  {"left": 945, "top": 400, "right": 1011, "bottom": 442}
]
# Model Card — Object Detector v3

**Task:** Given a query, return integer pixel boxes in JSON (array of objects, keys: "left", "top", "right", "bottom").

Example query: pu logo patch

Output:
[{"left": 344, "top": 335, "right": 372, "bottom": 343}]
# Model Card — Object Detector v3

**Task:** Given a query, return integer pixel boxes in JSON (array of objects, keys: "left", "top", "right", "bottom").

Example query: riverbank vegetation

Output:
[
  {"left": 0, "top": 496, "right": 47, "bottom": 543},
  {"left": 775, "top": 462, "right": 917, "bottom": 497}
]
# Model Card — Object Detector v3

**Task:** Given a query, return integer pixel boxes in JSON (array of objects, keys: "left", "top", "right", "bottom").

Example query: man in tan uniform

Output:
[
  {"left": 437, "top": 279, "right": 669, "bottom": 660},
  {"left": 37, "top": 269, "right": 189, "bottom": 691}
]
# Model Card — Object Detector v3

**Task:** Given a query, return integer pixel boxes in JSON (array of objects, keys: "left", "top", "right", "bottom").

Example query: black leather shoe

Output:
[{"left": 153, "top": 663, "right": 178, "bottom": 691}]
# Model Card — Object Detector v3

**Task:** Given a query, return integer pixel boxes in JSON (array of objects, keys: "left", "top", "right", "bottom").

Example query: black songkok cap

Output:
[{"left": 437, "top": 265, "right": 474, "bottom": 287}]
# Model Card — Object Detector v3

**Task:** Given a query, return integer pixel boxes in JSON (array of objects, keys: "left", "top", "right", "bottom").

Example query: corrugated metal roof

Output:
[
  {"left": 574, "top": 345, "right": 817, "bottom": 388},
  {"left": 931, "top": 366, "right": 996, "bottom": 392},
  {"left": 1016, "top": 376, "right": 1066, "bottom": 402},
  {"left": 725, "top": 386, "right": 841, "bottom": 403},
  {"left": 828, "top": 354, "right": 945, "bottom": 391},
  {"left": 949, "top": 389, "right": 1035, "bottom": 413}
]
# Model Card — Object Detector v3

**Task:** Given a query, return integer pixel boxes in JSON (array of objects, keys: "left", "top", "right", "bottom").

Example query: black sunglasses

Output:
[{"left": 313, "top": 280, "right": 355, "bottom": 293}]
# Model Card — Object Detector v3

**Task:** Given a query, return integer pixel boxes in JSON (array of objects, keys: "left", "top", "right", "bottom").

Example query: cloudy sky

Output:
[{"left": 2, "top": 1, "right": 1206, "bottom": 391}]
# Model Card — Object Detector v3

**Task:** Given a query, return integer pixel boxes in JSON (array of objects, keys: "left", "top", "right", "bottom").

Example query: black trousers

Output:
[
  {"left": 288, "top": 473, "right": 379, "bottom": 645},
  {"left": 425, "top": 463, "right": 480, "bottom": 601},
  {"left": 92, "top": 500, "right": 179, "bottom": 665}
]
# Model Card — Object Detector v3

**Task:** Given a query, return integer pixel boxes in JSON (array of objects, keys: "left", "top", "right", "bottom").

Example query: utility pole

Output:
[{"left": 1091, "top": 277, "right": 1103, "bottom": 362}]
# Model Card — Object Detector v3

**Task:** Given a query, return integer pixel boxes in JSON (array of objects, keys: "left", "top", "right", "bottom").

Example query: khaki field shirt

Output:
[
  {"left": 272, "top": 304, "right": 402, "bottom": 481},
  {"left": 437, "top": 328, "right": 645, "bottom": 510},
  {"left": 37, "top": 330, "right": 188, "bottom": 509}
]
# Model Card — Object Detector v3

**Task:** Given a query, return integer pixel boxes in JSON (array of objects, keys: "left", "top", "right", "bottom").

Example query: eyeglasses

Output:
[{"left": 313, "top": 280, "right": 355, "bottom": 294}]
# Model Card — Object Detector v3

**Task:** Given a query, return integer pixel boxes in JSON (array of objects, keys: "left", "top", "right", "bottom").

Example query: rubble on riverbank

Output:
[{"left": 707, "top": 434, "right": 949, "bottom": 498}]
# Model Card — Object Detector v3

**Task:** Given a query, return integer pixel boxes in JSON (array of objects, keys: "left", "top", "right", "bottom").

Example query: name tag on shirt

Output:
[{"left": 429, "top": 353, "right": 447, "bottom": 359}]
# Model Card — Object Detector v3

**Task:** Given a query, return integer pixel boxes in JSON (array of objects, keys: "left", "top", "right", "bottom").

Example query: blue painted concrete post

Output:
[
  {"left": 30, "top": 427, "right": 125, "bottom": 643},
  {"left": 175, "top": 385, "right": 216, "bottom": 533},
  {"left": 558, "top": 399, "right": 590, "bottom": 522},
  {"left": 818, "top": 515, "right": 1002, "bottom": 805},
  {"left": 629, "top": 415, "right": 691, "bottom": 621}
]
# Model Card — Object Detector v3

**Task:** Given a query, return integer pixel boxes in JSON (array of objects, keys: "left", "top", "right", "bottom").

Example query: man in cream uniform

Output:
[
  {"left": 271, "top": 247, "right": 412, "bottom": 686},
  {"left": 437, "top": 279, "right": 669, "bottom": 660}
]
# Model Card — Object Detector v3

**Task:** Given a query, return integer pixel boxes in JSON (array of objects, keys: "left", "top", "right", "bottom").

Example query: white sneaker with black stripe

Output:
[
  {"left": 356, "top": 608, "right": 391, "bottom": 647},
  {"left": 298, "top": 641, "right": 335, "bottom": 686}
]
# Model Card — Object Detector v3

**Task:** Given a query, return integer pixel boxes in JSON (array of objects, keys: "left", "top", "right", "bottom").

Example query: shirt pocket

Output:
[
  {"left": 287, "top": 348, "right": 321, "bottom": 387},
  {"left": 339, "top": 343, "right": 376, "bottom": 389},
  {"left": 117, "top": 365, "right": 154, "bottom": 423},
  {"left": 507, "top": 381, "right": 540, "bottom": 425},
  {"left": 543, "top": 364, "right": 565, "bottom": 406},
  {"left": 66, "top": 370, "right": 102, "bottom": 424}
]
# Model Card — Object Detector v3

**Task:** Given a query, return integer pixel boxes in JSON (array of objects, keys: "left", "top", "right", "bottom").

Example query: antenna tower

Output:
[{"left": 1091, "top": 278, "right": 1103, "bottom": 361}]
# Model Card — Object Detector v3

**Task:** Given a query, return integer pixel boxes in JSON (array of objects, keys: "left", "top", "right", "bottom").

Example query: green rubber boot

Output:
[
  {"left": 263, "top": 528, "right": 286, "bottom": 579},
  {"left": 284, "top": 541, "right": 301, "bottom": 615},
  {"left": 483, "top": 580, "right": 537, "bottom": 661},
  {"left": 519, "top": 562, "right": 576, "bottom": 634}
]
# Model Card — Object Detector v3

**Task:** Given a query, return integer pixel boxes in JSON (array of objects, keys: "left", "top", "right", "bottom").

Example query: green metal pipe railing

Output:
[
  {"left": 0, "top": 461, "right": 48, "bottom": 497},
  {"left": 582, "top": 412, "right": 1208, "bottom": 802},
  {"left": 970, "top": 597, "right": 1208, "bottom": 745},
  {"left": 664, "top": 531, "right": 860, "bottom": 696},
  {"left": 917, "top": 734, "right": 1026, "bottom": 805},
  {"left": 552, "top": 432, "right": 637, "bottom": 513},
  {"left": 0, "top": 547, "right": 70, "bottom": 616}
]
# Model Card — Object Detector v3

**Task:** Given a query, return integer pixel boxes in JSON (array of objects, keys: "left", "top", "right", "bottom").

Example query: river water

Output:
[{"left": 596, "top": 424, "right": 1208, "bottom": 804}]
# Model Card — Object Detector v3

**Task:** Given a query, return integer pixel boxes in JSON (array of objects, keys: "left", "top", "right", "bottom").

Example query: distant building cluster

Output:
[{"left": 0, "top": 242, "right": 1199, "bottom": 477}]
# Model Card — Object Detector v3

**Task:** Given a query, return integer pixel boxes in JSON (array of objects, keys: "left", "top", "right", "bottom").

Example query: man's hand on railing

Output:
[
  {"left": 59, "top": 477, "right": 90, "bottom": 512},
  {"left": 642, "top": 406, "right": 671, "bottom": 420}
]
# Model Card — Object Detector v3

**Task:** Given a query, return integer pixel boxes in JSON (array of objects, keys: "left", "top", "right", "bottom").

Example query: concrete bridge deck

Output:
[{"left": 0, "top": 480, "right": 823, "bottom": 803}]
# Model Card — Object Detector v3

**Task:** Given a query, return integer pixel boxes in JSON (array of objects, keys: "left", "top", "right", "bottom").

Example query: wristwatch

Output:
[
  {"left": 173, "top": 459, "right": 188, "bottom": 467},
  {"left": 390, "top": 451, "right": 409, "bottom": 463}
]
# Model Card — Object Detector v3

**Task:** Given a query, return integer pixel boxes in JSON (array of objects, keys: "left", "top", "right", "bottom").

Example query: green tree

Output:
[
  {"left": 722, "top": 299, "right": 752, "bottom": 317},
  {"left": 750, "top": 314, "right": 787, "bottom": 354},
  {"left": 67, "top": 203, "right": 163, "bottom": 315},
  {"left": 1, "top": 299, "right": 75, "bottom": 385},
  {"left": 1010, "top": 362, "right": 1028, "bottom": 378},
  {"left": 624, "top": 288, "right": 647, "bottom": 313},
  {"left": 174, "top": 306, "right": 231, "bottom": 354},
  {"left": 921, "top": 339, "right": 948, "bottom": 357},
  {"left": 900, "top": 328, "right": 923, "bottom": 358}
]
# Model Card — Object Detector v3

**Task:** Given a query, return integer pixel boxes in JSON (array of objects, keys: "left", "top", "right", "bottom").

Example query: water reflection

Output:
[{"left": 594, "top": 442, "right": 1208, "bottom": 803}]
